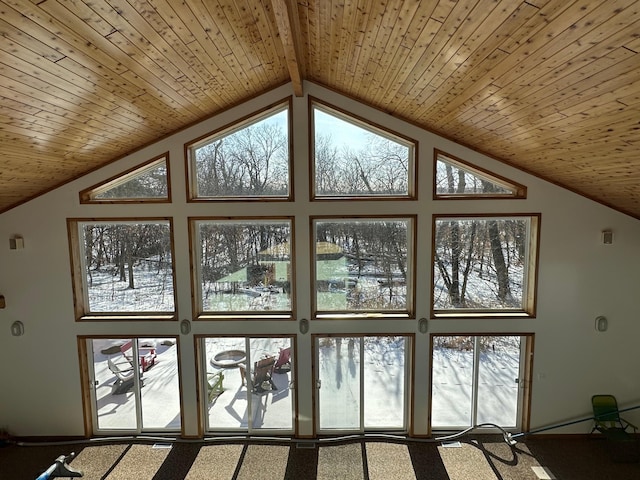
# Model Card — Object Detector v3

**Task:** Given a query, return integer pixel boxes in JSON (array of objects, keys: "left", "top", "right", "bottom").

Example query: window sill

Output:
[
  {"left": 315, "top": 312, "right": 411, "bottom": 320},
  {"left": 77, "top": 314, "right": 177, "bottom": 322},
  {"left": 432, "top": 311, "right": 533, "bottom": 319},
  {"left": 196, "top": 314, "right": 294, "bottom": 321}
]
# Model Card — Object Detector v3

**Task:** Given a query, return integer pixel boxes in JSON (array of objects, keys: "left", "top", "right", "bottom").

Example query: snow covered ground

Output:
[
  {"left": 431, "top": 337, "right": 521, "bottom": 428},
  {"left": 90, "top": 336, "right": 520, "bottom": 434},
  {"left": 91, "top": 338, "right": 181, "bottom": 431}
]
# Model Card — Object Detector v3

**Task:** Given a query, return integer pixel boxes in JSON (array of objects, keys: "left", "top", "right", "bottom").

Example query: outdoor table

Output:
[{"left": 210, "top": 349, "right": 247, "bottom": 387}]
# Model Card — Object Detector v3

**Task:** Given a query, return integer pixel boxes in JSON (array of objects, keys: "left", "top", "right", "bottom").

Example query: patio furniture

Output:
[
  {"left": 207, "top": 371, "right": 225, "bottom": 403},
  {"left": 209, "top": 349, "right": 247, "bottom": 391},
  {"left": 107, "top": 356, "right": 143, "bottom": 394},
  {"left": 239, "top": 363, "right": 247, "bottom": 386},
  {"left": 210, "top": 349, "right": 246, "bottom": 368},
  {"left": 591, "top": 394, "right": 639, "bottom": 463},
  {"left": 591, "top": 394, "right": 638, "bottom": 436},
  {"left": 274, "top": 347, "right": 291, "bottom": 373},
  {"left": 120, "top": 340, "right": 156, "bottom": 372},
  {"left": 249, "top": 355, "right": 277, "bottom": 394}
]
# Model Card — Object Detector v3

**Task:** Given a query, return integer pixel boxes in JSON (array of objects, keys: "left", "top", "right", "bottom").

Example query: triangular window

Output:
[
  {"left": 186, "top": 100, "right": 291, "bottom": 200},
  {"left": 311, "top": 99, "right": 416, "bottom": 199},
  {"left": 434, "top": 150, "right": 526, "bottom": 199},
  {"left": 80, "top": 154, "right": 170, "bottom": 203}
]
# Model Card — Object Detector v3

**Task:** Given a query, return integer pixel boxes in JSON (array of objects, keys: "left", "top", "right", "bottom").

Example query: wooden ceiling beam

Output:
[{"left": 270, "top": 0, "right": 305, "bottom": 96}]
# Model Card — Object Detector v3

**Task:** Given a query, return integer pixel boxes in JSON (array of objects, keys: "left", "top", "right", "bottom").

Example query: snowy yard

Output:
[{"left": 89, "top": 336, "right": 520, "bottom": 434}]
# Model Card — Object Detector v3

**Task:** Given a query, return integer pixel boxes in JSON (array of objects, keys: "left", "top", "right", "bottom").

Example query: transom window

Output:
[
  {"left": 432, "top": 214, "right": 539, "bottom": 318},
  {"left": 186, "top": 100, "right": 291, "bottom": 200},
  {"left": 68, "top": 219, "right": 176, "bottom": 319},
  {"left": 79, "top": 154, "right": 170, "bottom": 203},
  {"left": 434, "top": 150, "right": 526, "bottom": 199},
  {"left": 191, "top": 218, "right": 294, "bottom": 318},
  {"left": 312, "top": 217, "right": 415, "bottom": 318},
  {"left": 311, "top": 99, "right": 416, "bottom": 199}
]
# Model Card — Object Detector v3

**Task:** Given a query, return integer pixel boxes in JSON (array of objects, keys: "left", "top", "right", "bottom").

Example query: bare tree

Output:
[
  {"left": 314, "top": 133, "right": 341, "bottom": 194},
  {"left": 315, "top": 131, "right": 410, "bottom": 196},
  {"left": 195, "top": 121, "right": 288, "bottom": 196}
]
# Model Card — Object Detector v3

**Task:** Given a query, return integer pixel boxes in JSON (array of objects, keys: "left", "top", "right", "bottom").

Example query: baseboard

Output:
[
  {"left": 12, "top": 435, "right": 87, "bottom": 444},
  {"left": 525, "top": 432, "right": 640, "bottom": 441}
]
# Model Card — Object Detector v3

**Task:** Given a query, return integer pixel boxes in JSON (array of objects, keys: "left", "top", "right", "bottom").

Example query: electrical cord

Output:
[
  {"left": 16, "top": 423, "right": 515, "bottom": 448},
  {"left": 15, "top": 404, "right": 640, "bottom": 449}
]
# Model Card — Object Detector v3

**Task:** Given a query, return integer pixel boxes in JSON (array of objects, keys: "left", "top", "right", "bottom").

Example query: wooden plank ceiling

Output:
[{"left": 1, "top": 0, "right": 639, "bottom": 218}]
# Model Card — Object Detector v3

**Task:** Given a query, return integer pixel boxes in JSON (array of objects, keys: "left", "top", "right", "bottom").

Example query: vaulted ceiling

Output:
[{"left": 1, "top": 0, "right": 639, "bottom": 218}]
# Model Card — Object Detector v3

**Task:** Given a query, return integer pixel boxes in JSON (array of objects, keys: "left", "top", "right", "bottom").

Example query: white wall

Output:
[{"left": 1, "top": 81, "right": 639, "bottom": 438}]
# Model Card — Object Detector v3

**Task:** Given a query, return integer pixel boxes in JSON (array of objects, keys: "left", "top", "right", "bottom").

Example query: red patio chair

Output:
[
  {"left": 120, "top": 340, "right": 156, "bottom": 372},
  {"left": 274, "top": 347, "right": 291, "bottom": 373}
]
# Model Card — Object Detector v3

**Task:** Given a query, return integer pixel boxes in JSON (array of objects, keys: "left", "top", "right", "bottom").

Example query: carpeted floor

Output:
[{"left": 1, "top": 435, "right": 639, "bottom": 480}]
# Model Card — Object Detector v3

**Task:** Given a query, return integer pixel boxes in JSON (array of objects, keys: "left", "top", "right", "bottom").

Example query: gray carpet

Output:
[{"left": 1, "top": 435, "right": 639, "bottom": 480}]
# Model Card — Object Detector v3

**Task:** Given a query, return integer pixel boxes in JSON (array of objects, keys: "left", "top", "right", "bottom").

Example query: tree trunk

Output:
[
  {"left": 487, "top": 220, "right": 510, "bottom": 303},
  {"left": 443, "top": 165, "right": 467, "bottom": 307},
  {"left": 126, "top": 238, "right": 135, "bottom": 289},
  {"left": 449, "top": 221, "right": 462, "bottom": 307}
]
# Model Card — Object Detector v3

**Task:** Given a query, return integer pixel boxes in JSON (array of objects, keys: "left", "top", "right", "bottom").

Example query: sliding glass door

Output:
[
  {"left": 202, "top": 336, "right": 295, "bottom": 434},
  {"left": 315, "top": 335, "right": 411, "bottom": 434},
  {"left": 430, "top": 335, "right": 530, "bottom": 431},
  {"left": 86, "top": 337, "right": 181, "bottom": 434}
]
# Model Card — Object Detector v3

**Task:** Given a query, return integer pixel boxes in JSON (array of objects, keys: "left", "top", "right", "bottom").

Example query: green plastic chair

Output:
[
  {"left": 592, "top": 394, "right": 640, "bottom": 462},
  {"left": 207, "top": 371, "right": 225, "bottom": 403},
  {"left": 591, "top": 394, "right": 637, "bottom": 437}
]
